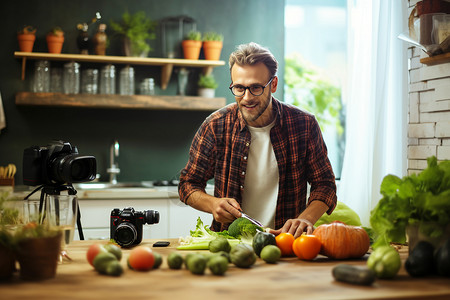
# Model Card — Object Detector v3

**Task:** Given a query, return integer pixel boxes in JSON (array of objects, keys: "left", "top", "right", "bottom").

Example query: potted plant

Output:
[
  {"left": 17, "top": 25, "right": 36, "bottom": 52},
  {"left": 46, "top": 27, "right": 65, "bottom": 54},
  {"left": 110, "top": 11, "right": 157, "bottom": 57},
  {"left": 182, "top": 30, "right": 202, "bottom": 60},
  {"left": 197, "top": 73, "right": 218, "bottom": 98},
  {"left": 202, "top": 31, "right": 224, "bottom": 60}
]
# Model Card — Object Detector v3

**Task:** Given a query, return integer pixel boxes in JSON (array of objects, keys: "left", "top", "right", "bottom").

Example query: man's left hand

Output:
[{"left": 269, "top": 218, "right": 315, "bottom": 238}]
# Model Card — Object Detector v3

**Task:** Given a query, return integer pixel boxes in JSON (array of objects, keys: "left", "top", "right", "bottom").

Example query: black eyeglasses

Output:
[{"left": 229, "top": 77, "right": 274, "bottom": 97}]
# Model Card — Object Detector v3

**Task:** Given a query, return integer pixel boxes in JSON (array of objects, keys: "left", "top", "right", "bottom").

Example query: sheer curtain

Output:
[{"left": 338, "top": 0, "right": 407, "bottom": 226}]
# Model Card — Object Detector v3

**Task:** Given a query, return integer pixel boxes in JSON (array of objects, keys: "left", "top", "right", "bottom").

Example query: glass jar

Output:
[
  {"left": 50, "top": 68, "right": 62, "bottom": 93},
  {"left": 63, "top": 61, "right": 80, "bottom": 94},
  {"left": 32, "top": 60, "right": 50, "bottom": 92},
  {"left": 119, "top": 65, "right": 135, "bottom": 95},
  {"left": 81, "top": 69, "right": 98, "bottom": 94},
  {"left": 100, "top": 64, "right": 115, "bottom": 94},
  {"left": 140, "top": 78, "right": 155, "bottom": 95}
]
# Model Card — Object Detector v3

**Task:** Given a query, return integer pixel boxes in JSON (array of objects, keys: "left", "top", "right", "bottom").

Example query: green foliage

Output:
[
  {"left": 228, "top": 217, "right": 263, "bottom": 241},
  {"left": 314, "top": 201, "right": 362, "bottom": 227},
  {"left": 0, "top": 192, "right": 20, "bottom": 226},
  {"left": 203, "top": 31, "right": 223, "bottom": 42},
  {"left": 185, "top": 30, "right": 201, "bottom": 41},
  {"left": 177, "top": 217, "right": 239, "bottom": 250},
  {"left": 110, "top": 11, "right": 157, "bottom": 55},
  {"left": 285, "top": 53, "right": 343, "bottom": 135},
  {"left": 198, "top": 74, "right": 218, "bottom": 89},
  {"left": 370, "top": 156, "right": 450, "bottom": 248}
]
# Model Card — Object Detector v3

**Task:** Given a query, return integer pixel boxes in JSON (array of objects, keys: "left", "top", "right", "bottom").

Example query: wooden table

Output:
[{"left": 1, "top": 239, "right": 449, "bottom": 300}]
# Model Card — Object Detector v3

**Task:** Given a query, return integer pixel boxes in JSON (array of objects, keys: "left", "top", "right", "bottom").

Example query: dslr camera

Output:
[
  {"left": 110, "top": 207, "right": 160, "bottom": 247},
  {"left": 23, "top": 140, "right": 96, "bottom": 186}
]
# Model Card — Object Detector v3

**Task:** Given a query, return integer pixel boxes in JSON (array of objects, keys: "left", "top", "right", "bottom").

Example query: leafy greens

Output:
[{"left": 370, "top": 156, "right": 450, "bottom": 248}]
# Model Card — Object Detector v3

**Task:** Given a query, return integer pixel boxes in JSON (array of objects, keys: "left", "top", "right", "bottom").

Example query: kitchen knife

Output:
[{"left": 240, "top": 211, "right": 264, "bottom": 227}]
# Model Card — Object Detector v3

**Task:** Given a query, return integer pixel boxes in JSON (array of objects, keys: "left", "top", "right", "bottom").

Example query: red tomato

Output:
[
  {"left": 275, "top": 232, "right": 295, "bottom": 256},
  {"left": 128, "top": 246, "right": 155, "bottom": 271},
  {"left": 292, "top": 234, "right": 321, "bottom": 260},
  {"left": 86, "top": 243, "right": 107, "bottom": 266}
]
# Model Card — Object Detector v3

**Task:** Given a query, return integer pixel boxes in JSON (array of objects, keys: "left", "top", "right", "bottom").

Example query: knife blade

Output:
[{"left": 240, "top": 211, "right": 264, "bottom": 227}]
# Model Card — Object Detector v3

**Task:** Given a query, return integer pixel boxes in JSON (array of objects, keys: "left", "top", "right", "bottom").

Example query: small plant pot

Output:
[
  {"left": 202, "top": 41, "right": 223, "bottom": 60},
  {"left": 46, "top": 35, "right": 65, "bottom": 54},
  {"left": 182, "top": 40, "right": 202, "bottom": 60},
  {"left": 17, "top": 34, "right": 36, "bottom": 52},
  {"left": 15, "top": 233, "right": 62, "bottom": 281},
  {"left": 0, "top": 244, "right": 15, "bottom": 281},
  {"left": 198, "top": 88, "right": 216, "bottom": 98}
]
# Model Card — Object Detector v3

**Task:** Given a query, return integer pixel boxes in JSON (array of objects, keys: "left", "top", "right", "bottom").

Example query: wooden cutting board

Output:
[{"left": 1, "top": 239, "right": 450, "bottom": 300}]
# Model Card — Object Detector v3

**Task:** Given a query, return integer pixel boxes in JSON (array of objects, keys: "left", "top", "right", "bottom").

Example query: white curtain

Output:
[{"left": 338, "top": 0, "right": 407, "bottom": 226}]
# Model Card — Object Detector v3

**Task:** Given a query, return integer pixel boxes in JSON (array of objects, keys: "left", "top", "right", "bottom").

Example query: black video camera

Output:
[
  {"left": 110, "top": 207, "right": 160, "bottom": 247},
  {"left": 23, "top": 140, "right": 96, "bottom": 186}
]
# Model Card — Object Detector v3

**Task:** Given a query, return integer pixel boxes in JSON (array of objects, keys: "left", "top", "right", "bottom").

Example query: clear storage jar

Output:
[
  {"left": 63, "top": 62, "right": 80, "bottom": 94},
  {"left": 140, "top": 78, "right": 155, "bottom": 95},
  {"left": 32, "top": 60, "right": 50, "bottom": 93},
  {"left": 81, "top": 69, "right": 98, "bottom": 94},
  {"left": 119, "top": 65, "right": 135, "bottom": 95},
  {"left": 100, "top": 64, "right": 115, "bottom": 94}
]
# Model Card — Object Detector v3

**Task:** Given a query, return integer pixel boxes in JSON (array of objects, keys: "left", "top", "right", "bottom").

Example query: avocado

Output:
[{"left": 405, "top": 241, "right": 435, "bottom": 277}]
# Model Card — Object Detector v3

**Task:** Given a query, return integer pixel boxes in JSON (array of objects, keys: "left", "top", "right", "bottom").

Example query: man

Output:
[{"left": 178, "top": 42, "right": 337, "bottom": 238}]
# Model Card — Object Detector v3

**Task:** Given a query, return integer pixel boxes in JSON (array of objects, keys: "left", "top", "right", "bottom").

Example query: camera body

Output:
[
  {"left": 23, "top": 140, "right": 96, "bottom": 186},
  {"left": 110, "top": 207, "right": 160, "bottom": 247}
]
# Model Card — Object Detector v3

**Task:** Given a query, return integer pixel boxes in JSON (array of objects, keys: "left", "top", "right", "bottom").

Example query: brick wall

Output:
[{"left": 408, "top": 45, "right": 450, "bottom": 174}]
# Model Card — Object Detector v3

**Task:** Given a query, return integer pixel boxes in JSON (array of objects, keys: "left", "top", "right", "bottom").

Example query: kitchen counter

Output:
[{"left": 1, "top": 239, "right": 449, "bottom": 300}]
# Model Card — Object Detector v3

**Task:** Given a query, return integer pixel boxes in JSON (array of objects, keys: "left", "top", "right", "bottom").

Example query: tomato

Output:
[
  {"left": 292, "top": 234, "right": 321, "bottom": 260},
  {"left": 128, "top": 246, "right": 155, "bottom": 271},
  {"left": 86, "top": 243, "right": 107, "bottom": 266},
  {"left": 275, "top": 232, "right": 295, "bottom": 256}
]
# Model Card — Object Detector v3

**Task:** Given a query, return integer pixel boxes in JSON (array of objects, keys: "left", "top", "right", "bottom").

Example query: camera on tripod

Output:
[{"left": 110, "top": 207, "right": 160, "bottom": 247}]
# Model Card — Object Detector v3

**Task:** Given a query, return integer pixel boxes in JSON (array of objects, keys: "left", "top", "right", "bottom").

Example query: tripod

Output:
[{"left": 24, "top": 184, "right": 84, "bottom": 240}]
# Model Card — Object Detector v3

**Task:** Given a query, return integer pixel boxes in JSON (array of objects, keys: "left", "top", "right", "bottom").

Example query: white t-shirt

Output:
[{"left": 241, "top": 121, "right": 279, "bottom": 229}]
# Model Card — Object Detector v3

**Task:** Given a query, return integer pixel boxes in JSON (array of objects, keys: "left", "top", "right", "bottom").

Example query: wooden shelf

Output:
[
  {"left": 15, "top": 92, "right": 226, "bottom": 111},
  {"left": 420, "top": 52, "right": 450, "bottom": 65},
  {"left": 14, "top": 52, "right": 225, "bottom": 90}
]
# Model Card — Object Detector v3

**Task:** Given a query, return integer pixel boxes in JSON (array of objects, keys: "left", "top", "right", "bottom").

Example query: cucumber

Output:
[{"left": 332, "top": 264, "right": 376, "bottom": 286}]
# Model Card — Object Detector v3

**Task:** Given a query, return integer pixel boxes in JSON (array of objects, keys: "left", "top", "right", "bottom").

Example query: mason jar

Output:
[
  {"left": 140, "top": 78, "right": 155, "bottom": 95},
  {"left": 119, "top": 65, "right": 135, "bottom": 95},
  {"left": 81, "top": 69, "right": 99, "bottom": 94},
  {"left": 63, "top": 61, "right": 80, "bottom": 94},
  {"left": 32, "top": 60, "right": 50, "bottom": 92},
  {"left": 100, "top": 64, "right": 115, "bottom": 94}
]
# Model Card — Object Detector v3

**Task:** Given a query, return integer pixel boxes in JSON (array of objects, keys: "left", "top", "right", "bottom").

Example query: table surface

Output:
[{"left": 1, "top": 239, "right": 450, "bottom": 300}]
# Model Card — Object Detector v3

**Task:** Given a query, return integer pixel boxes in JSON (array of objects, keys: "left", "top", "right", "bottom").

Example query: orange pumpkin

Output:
[{"left": 313, "top": 221, "right": 370, "bottom": 259}]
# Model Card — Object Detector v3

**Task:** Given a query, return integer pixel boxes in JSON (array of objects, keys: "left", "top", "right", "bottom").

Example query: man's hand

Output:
[
  {"left": 269, "top": 218, "right": 315, "bottom": 238},
  {"left": 211, "top": 197, "right": 242, "bottom": 224}
]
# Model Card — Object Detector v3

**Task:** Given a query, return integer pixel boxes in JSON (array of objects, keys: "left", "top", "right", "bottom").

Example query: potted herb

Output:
[
  {"left": 182, "top": 30, "right": 202, "bottom": 60},
  {"left": 17, "top": 25, "right": 36, "bottom": 52},
  {"left": 110, "top": 11, "right": 157, "bottom": 57},
  {"left": 197, "top": 74, "right": 218, "bottom": 98},
  {"left": 202, "top": 31, "right": 224, "bottom": 60},
  {"left": 46, "top": 27, "right": 65, "bottom": 54},
  {"left": 370, "top": 156, "right": 450, "bottom": 251}
]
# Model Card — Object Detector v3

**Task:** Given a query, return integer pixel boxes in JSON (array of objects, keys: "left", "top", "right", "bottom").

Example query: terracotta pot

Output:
[
  {"left": 182, "top": 40, "right": 202, "bottom": 60},
  {"left": 0, "top": 244, "right": 15, "bottom": 281},
  {"left": 46, "top": 35, "right": 65, "bottom": 54},
  {"left": 17, "top": 34, "right": 36, "bottom": 52},
  {"left": 15, "top": 233, "right": 62, "bottom": 281},
  {"left": 202, "top": 41, "right": 223, "bottom": 60}
]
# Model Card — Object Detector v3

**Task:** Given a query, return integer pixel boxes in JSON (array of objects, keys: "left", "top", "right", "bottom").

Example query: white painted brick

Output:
[
  {"left": 408, "top": 137, "right": 419, "bottom": 145},
  {"left": 437, "top": 146, "right": 450, "bottom": 160},
  {"left": 420, "top": 100, "right": 450, "bottom": 113},
  {"left": 420, "top": 63, "right": 450, "bottom": 81},
  {"left": 419, "top": 138, "right": 441, "bottom": 145},
  {"left": 427, "top": 78, "right": 450, "bottom": 89},
  {"left": 409, "top": 81, "right": 428, "bottom": 93},
  {"left": 434, "top": 85, "right": 450, "bottom": 101},
  {"left": 409, "top": 92, "right": 419, "bottom": 123},
  {"left": 409, "top": 68, "right": 421, "bottom": 83},
  {"left": 408, "top": 145, "right": 436, "bottom": 159},
  {"left": 410, "top": 56, "right": 422, "bottom": 70},
  {"left": 419, "top": 90, "right": 435, "bottom": 104},
  {"left": 408, "top": 159, "right": 428, "bottom": 170},
  {"left": 436, "top": 121, "right": 450, "bottom": 138},
  {"left": 420, "top": 111, "right": 450, "bottom": 122},
  {"left": 408, "top": 123, "right": 435, "bottom": 138},
  {"left": 443, "top": 139, "right": 450, "bottom": 146}
]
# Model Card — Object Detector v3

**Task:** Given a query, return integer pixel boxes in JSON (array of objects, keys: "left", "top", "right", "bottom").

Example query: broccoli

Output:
[{"left": 228, "top": 217, "right": 264, "bottom": 244}]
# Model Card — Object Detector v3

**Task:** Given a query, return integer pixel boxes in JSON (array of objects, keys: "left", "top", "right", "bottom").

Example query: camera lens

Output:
[
  {"left": 50, "top": 155, "right": 96, "bottom": 184},
  {"left": 114, "top": 222, "right": 137, "bottom": 247},
  {"left": 143, "top": 210, "right": 160, "bottom": 225}
]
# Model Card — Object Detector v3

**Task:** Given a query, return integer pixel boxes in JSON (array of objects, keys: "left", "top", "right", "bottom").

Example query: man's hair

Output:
[{"left": 229, "top": 42, "right": 278, "bottom": 78}]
